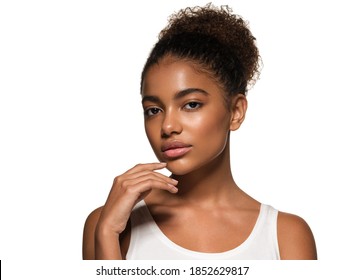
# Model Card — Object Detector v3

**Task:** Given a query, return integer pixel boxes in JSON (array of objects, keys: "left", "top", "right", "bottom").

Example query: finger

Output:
[
  {"left": 124, "top": 175, "right": 178, "bottom": 194},
  {"left": 124, "top": 162, "right": 167, "bottom": 175},
  {"left": 124, "top": 170, "right": 178, "bottom": 185},
  {"left": 124, "top": 173, "right": 177, "bottom": 191}
]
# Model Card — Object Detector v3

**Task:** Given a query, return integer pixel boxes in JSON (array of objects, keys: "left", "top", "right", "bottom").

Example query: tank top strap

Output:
[{"left": 126, "top": 200, "right": 280, "bottom": 260}]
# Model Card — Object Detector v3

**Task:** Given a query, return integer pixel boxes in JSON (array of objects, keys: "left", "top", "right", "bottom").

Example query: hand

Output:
[{"left": 96, "top": 162, "right": 178, "bottom": 236}]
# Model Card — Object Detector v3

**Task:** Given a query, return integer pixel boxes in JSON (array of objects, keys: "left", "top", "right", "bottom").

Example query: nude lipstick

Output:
[{"left": 161, "top": 141, "right": 192, "bottom": 159}]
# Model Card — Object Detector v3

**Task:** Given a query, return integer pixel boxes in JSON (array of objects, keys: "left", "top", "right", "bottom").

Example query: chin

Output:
[{"left": 165, "top": 159, "right": 200, "bottom": 176}]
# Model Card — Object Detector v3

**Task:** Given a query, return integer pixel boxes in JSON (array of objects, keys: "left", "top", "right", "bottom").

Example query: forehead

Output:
[{"left": 141, "top": 57, "right": 224, "bottom": 99}]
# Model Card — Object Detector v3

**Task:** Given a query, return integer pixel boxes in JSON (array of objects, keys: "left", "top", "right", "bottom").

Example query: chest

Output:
[{"left": 152, "top": 207, "right": 259, "bottom": 253}]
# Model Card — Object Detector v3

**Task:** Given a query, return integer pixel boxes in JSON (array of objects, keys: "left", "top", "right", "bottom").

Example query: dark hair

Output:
[{"left": 140, "top": 3, "right": 261, "bottom": 102}]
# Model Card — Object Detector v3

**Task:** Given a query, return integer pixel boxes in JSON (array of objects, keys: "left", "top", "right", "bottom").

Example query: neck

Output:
[{"left": 170, "top": 143, "right": 237, "bottom": 205}]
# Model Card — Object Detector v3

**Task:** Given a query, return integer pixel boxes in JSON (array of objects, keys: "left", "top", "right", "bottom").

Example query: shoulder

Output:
[
  {"left": 277, "top": 211, "right": 317, "bottom": 260},
  {"left": 82, "top": 206, "right": 103, "bottom": 260}
]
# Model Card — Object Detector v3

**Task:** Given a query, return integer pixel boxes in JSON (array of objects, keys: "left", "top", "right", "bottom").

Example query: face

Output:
[{"left": 141, "top": 56, "right": 240, "bottom": 175}]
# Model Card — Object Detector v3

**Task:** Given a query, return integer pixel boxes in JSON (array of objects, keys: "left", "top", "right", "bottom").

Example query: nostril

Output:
[{"left": 161, "top": 125, "right": 182, "bottom": 138}]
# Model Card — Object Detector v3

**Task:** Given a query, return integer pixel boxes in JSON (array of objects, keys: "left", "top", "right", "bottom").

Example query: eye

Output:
[
  {"left": 184, "top": 102, "right": 202, "bottom": 110},
  {"left": 144, "top": 107, "right": 162, "bottom": 117}
]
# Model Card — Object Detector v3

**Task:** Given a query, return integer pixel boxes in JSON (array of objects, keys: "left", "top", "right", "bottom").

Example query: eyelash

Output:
[
  {"left": 183, "top": 101, "right": 202, "bottom": 110},
  {"left": 144, "top": 107, "right": 161, "bottom": 117},
  {"left": 144, "top": 102, "right": 203, "bottom": 117}
]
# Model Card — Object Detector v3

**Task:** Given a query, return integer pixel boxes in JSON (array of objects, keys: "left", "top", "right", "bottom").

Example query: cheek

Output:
[
  {"left": 184, "top": 112, "right": 229, "bottom": 144},
  {"left": 144, "top": 122, "right": 154, "bottom": 142},
  {"left": 144, "top": 121, "right": 160, "bottom": 151}
]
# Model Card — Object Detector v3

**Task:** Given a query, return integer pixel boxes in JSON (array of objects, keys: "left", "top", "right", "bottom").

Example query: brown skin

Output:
[{"left": 83, "top": 56, "right": 317, "bottom": 260}]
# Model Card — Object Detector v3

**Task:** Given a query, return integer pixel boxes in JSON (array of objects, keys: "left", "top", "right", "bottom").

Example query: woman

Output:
[{"left": 83, "top": 4, "right": 317, "bottom": 260}]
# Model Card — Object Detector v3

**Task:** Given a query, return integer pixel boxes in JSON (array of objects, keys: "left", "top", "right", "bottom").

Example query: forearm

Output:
[{"left": 94, "top": 227, "right": 123, "bottom": 260}]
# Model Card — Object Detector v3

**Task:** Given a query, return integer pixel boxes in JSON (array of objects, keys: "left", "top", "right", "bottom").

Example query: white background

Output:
[{"left": 0, "top": 0, "right": 342, "bottom": 278}]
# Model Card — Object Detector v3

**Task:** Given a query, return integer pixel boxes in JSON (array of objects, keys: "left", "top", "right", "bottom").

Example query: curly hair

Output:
[{"left": 141, "top": 3, "right": 261, "bottom": 101}]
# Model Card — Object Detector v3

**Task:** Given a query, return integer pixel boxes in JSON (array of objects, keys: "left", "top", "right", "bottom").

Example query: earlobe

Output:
[{"left": 229, "top": 94, "right": 248, "bottom": 131}]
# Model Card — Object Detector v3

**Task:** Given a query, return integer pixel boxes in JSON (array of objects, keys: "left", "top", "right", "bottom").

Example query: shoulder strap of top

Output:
[{"left": 127, "top": 201, "right": 280, "bottom": 259}]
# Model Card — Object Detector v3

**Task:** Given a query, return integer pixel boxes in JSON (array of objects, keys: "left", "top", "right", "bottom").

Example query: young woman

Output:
[{"left": 82, "top": 4, "right": 317, "bottom": 260}]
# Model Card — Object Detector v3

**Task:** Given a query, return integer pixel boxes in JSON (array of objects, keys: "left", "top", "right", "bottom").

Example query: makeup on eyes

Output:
[{"left": 142, "top": 88, "right": 208, "bottom": 117}]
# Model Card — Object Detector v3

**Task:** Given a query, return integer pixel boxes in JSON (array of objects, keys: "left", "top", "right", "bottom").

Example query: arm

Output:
[
  {"left": 82, "top": 162, "right": 178, "bottom": 260},
  {"left": 277, "top": 212, "right": 317, "bottom": 260},
  {"left": 82, "top": 207, "right": 110, "bottom": 260},
  {"left": 82, "top": 207, "right": 131, "bottom": 260},
  {"left": 83, "top": 207, "right": 123, "bottom": 259}
]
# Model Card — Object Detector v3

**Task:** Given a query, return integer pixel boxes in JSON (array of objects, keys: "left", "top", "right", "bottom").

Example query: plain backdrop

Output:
[{"left": 0, "top": 0, "right": 342, "bottom": 278}]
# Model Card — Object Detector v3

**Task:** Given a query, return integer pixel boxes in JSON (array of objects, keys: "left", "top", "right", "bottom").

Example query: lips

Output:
[{"left": 161, "top": 141, "right": 192, "bottom": 159}]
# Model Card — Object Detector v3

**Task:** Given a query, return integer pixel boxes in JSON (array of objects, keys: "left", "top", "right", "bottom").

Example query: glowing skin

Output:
[
  {"left": 83, "top": 55, "right": 317, "bottom": 260},
  {"left": 142, "top": 56, "right": 233, "bottom": 176}
]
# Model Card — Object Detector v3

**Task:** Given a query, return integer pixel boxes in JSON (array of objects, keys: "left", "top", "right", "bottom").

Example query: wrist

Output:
[{"left": 95, "top": 223, "right": 121, "bottom": 239}]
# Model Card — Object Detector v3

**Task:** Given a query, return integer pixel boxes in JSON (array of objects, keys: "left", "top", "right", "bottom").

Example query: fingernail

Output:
[
  {"left": 168, "top": 184, "right": 178, "bottom": 193},
  {"left": 171, "top": 179, "right": 178, "bottom": 184}
]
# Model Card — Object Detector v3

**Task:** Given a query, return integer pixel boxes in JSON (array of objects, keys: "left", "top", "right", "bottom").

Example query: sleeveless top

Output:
[{"left": 126, "top": 200, "right": 280, "bottom": 260}]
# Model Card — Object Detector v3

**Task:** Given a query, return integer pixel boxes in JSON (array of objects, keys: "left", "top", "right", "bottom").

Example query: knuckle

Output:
[
  {"left": 121, "top": 180, "right": 129, "bottom": 188},
  {"left": 145, "top": 178, "right": 154, "bottom": 186},
  {"left": 113, "top": 176, "right": 121, "bottom": 184},
  {"left": 124, "top": 185, "right": 135, "bottom": 195}
]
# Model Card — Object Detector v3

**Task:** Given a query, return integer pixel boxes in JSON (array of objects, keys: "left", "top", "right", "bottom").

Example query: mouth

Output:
[{"left": 161, "top": 141, "right": 192, "bottom": 159}]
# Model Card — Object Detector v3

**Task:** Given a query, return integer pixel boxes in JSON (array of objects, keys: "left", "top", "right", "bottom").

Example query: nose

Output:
[{"left": 161, "top": 109, "right": 182, "bottom": 138}]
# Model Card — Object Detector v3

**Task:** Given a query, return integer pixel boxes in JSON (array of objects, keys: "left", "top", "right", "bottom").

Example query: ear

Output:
[{"left": 229, "top": 94, "right": 248, "bottom": 131}]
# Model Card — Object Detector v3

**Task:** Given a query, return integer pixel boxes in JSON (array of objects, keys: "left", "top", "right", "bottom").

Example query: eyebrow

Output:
[{"left": 142, "top": 88, "right": 209, "bottom": 104}]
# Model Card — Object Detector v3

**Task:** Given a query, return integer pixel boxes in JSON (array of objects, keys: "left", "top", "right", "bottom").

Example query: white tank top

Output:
[{"left": 126, "top": 200, "right": 280, "bottom": 260}]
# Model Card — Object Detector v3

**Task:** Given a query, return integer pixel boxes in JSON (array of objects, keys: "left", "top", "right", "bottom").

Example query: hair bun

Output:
[{"left": 159, "top": 3, "right": 261, "bottom": 89}]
